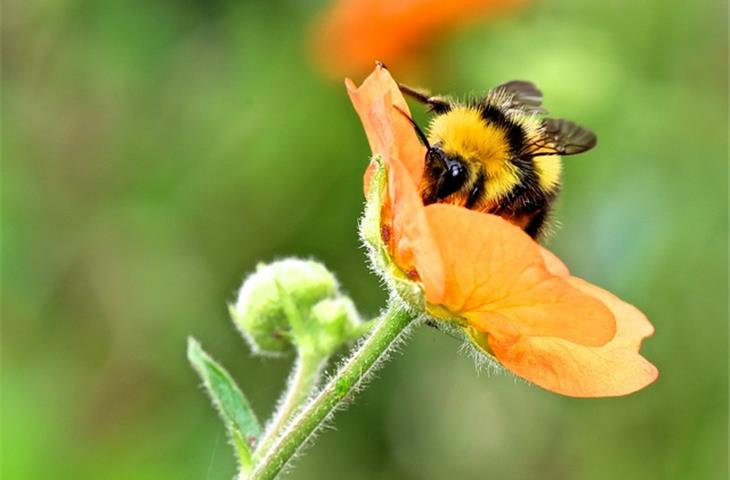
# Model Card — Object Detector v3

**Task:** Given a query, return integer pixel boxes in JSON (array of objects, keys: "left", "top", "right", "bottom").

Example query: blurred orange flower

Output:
[
  {"left": 346, "top": 65, "right": 658, "bottom": 397},
  {"left": 313, "top": 0, "right": 525, "bottom": 77}
]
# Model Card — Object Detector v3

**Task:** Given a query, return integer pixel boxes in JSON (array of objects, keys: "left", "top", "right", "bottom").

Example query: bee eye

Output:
[
  {"left": 438, "top": 157, "right": 467, "bottom": 198},
  {"left": 448, "top": 164, "right": 463, "bottom": 179}
]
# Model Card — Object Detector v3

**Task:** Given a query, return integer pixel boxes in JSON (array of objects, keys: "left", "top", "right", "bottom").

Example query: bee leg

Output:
[
  {"left": 465, "top": 172, "right": 486, "bottom": 209},
  {"left": 425, "top": 319, "right": 440, "bottom": 330},
  {"left": 398, "top": 83, "right": 451, "bottom": 114}
]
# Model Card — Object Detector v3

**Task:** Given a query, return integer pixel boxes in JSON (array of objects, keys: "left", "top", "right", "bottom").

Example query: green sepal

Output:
[
  {"left": 358, "top": 155, "right": 387, "bottom": 253},
  {"left": 358, "top": 155, "right": 472, "bottom": 333},
  {"left": 187, "top": 337, "right": 261, "bottom": 472},
  {"left": 358, "top": 156, "right": 428, "bottom": 316},
  {"left": 463, "top": 326, "right": 503, "bottom": 372},
  {"left": 463, "top": 327, "right": 494, "bottom": 358}
]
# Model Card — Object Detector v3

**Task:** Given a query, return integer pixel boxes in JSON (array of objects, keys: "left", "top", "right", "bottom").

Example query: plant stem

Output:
[
  {"left": 246, "top": 303, "right": 416, "bottom": 480},
  {"left": 253, "top": 353, "right": 326, "bottom": 463}
]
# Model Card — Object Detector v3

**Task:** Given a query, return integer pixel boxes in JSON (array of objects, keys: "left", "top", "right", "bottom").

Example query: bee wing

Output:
[
  {"left": 495, "top": 80, "right": 547, "bottom": 115},
  {"left": 544, "top": 118, "right": 597, "bottom": 155},
  {"left": 524, "top": 118, "right": 597, "bottom": 157}
]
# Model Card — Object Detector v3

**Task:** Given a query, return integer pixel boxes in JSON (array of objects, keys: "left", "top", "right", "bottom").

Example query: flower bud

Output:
[
  {"left": 231, "top": 258, "right": 368, "bottom": 358},
  {"left": 231, "top": 259, "right": 339, "bottom": 355},
  {"left": 308, "top": 297, "right": 363, "bottom": 356}
]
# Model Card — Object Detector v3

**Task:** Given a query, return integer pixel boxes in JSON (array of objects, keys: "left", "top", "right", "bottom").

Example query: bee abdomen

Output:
[{"left": 523, "top": 206, "right": 552, "bottom": 239}]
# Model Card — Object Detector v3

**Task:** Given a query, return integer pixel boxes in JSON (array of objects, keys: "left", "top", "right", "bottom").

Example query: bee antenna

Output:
[{"left": 393, "top": 105, "right": 430, "bottom": 149}]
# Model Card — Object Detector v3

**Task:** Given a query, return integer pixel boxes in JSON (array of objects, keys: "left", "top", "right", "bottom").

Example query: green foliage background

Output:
[{"left": 3, "top": 0, "right": 727, "bottom": 478}]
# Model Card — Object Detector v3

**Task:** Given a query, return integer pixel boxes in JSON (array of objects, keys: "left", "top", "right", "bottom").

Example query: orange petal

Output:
[
  {"left": 387, "top": 156, "right": 444, "bottom": 292},
  {"left": 419, "top": 204, "right": 616, "bottom": 347},
  {"left": 539, "top": 247, "right": 570, "bottom": 278},
  {"left": 346, "top": 64, "right": 438, "bottom": 284},
  {"left": 345, "top": 64, "right": 425, "bottom": 196},
  {"left": 489, "top": 279, "right": 657, "bottom": 397},
  {"left": 567, "top": 277, "right": 655, "bottom": 351},
  {"left": 314, "top": 0, "right": 526, "bottom": 77}
]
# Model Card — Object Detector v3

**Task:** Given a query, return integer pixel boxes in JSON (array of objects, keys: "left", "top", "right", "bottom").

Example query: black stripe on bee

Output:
[
  {"left": 473, "top": 102, "right": 547, "bottom": 218},
  {"left": 474, "top": 102, "right": 526, "bottom": 155},
  {"left": 524, "top": 205, "right": 552, "bottom": 238}
]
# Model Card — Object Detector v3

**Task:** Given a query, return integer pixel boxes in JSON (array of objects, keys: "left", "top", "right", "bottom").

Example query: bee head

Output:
[
  {"left": 424, "top": 146, "right": 468, "bottom": 202},
  {"left": 392, "top": 105, "right": 470, "bottom": 204}
]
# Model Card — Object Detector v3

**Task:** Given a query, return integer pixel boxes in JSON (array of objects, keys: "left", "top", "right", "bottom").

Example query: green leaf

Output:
[{"left": 187, "top": 337, "right": 262, "bottom": 471}]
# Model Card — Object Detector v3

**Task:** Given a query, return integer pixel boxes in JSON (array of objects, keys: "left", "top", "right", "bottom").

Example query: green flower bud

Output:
[
  {"left": 308, "top": 297, "right": 363, "bottom": 357},
  {"left": 231, "top": 258, "right": 339, "bottom": 356}
]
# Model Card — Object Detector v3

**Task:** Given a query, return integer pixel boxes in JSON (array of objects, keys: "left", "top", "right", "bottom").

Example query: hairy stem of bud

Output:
[
  {"left": 252, "top": 353, "right": 327, "bottom": 464},
  {"left": 245, "top": 302, "right": 416, "bottom": 480}
]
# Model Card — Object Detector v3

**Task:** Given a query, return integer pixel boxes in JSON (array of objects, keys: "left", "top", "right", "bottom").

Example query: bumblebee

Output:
[{"left": 397, "top": 81, "right": 597, "bottom": 238}]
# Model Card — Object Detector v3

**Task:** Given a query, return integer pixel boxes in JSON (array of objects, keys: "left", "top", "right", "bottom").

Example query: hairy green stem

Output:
[
  {"left": 246, "top": 302, "right": 416, "bottom": 480},
  {"left": 252, "top": 353, "right": 326, "bottom": 463}
]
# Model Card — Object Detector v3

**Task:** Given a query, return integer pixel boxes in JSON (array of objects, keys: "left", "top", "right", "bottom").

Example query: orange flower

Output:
[
  {"left": 313, "top": 0, "right": 525, "bottom": 78},
  {"left": 346, "top": 65, "right": 658, "bottom": 397}
]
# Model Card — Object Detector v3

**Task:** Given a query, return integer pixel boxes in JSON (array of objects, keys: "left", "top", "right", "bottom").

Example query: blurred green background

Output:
[{"left": 3, "top": 0, "right": 727, "bottom": 479}]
